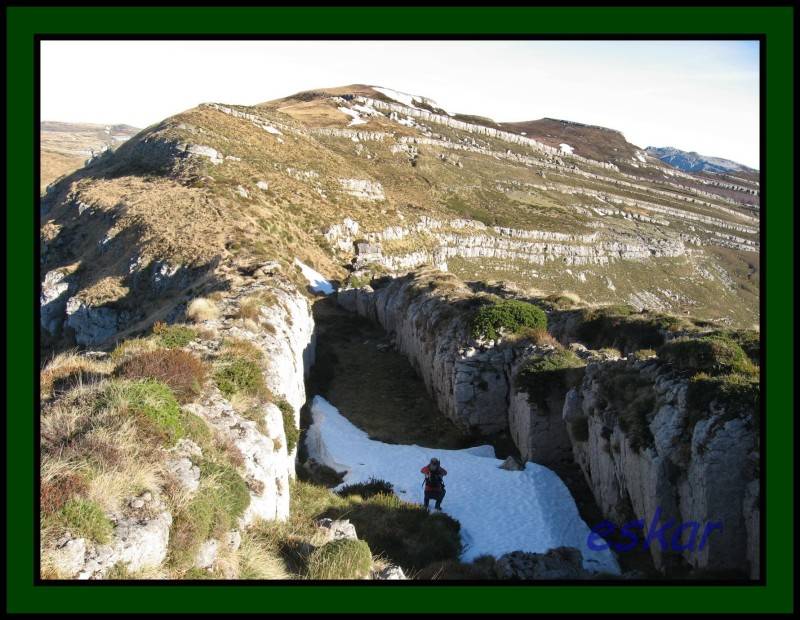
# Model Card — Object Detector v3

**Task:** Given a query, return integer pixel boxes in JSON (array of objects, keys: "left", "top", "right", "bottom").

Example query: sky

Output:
[{"left": 40, "top": 40, "right": 760, "bottom": 168}]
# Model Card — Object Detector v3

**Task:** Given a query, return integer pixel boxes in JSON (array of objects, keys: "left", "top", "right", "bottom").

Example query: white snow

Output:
[
  {"left": 306, "top": 396, "right": 620, "bottom": 574},
  {"left": 373, "top": 86, "right": 454, "bottom": 116},
  {"left": 262, "top": 124, "right": 283, "bottom": 135},
  {"left": 293, "top": 259, "right": 335, "bottom": 295},
  {"left": 338, "top": 106, "right": 367, "bottom": 127},
  {"left": 352, "top": 103, "right": 382, "bottom": 117},
  {"left": 373, "top": 86, "right": 420, "bottom": 109},
  {"left": 559, "top": 143, "right": 574, "bottom": 155},
  {"left": 635, "top": 151, "right": 647, "bottom": 163}
]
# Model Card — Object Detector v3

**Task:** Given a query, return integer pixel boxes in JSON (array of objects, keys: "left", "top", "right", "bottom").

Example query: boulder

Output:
[
  {"left": 166, "top": 438, "right": 203, "bottom": 493},
  {"left": 194, "top": 539, "right": 219, "bottom": 570},
  {"left": 74, "top": 508, "right": 173, "bottom": 579},
  {"left": 225, "top": 530, "right": 242, "bottom": 552},
  {"left": 373, "top": 564, "right": 407, "bottom": 580},
  {"left": 50, "top": 537, "right": 87, "bottom": 578},
  {"left": 65, "top": 298, "right": 119, "bottom": 346},
  {"left": 495, "top": 547, "right": 590, "bottom": 579},
  {"left": 40, "top": 269, "right": 70, "bottom": 335},
  {"left": 499, "top": 456, "right": 524, "bottom": 471},
  {"left": 316, "top": 518, "right": 358, "bottom": 543}
]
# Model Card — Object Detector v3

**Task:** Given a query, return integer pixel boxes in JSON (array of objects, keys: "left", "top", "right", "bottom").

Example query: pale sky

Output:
[{"left": 40, "top": 40, "right": 760, "bottom": 168}]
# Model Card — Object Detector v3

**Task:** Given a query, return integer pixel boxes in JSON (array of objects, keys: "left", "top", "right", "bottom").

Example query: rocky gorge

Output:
[{"left": 336, "top": 271, "right": 759, "bottom": 578}]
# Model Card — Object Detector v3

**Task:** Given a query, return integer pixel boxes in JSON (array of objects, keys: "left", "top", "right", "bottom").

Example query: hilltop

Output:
[{"left": 41, "top": 83, "right": 760, "bottom": 354}]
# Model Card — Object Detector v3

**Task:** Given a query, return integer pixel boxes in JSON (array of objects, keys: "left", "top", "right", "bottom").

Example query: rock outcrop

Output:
[
  {"left": 51, "top": 493, "right": 172, "bottom": 579},
  {"left": 44, "top": 267, "right": 317, "bottom": 579},
  {"left": 184, "top": 275, "right": 317, "bottom": 521},
  {"left": 495, "top": 547, "right": 592, "bottom": 579},
  {"left": 338, "top": 178, "right": 385, "bottom": 201},
  {"left": 65, "top": 298, "right": 120, "bottom": 346},
  {"left": 41, "top": 269, "right": 72, "bottom": 336},
  {"left": 564, "top": 358, "right": 759, "bottom": 577}
]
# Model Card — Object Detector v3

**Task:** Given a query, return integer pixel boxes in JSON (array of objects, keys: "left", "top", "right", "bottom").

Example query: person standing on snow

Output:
[{"left": 421, "top": 457, "right": 447, "bottom": 511}]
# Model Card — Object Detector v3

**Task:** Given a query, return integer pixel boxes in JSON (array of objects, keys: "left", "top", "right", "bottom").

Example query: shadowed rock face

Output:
[{"left": 338, "top": 276, "right": 514, "bottom": 434}]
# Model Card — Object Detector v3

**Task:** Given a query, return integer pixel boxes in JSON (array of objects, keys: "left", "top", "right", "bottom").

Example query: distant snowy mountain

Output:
[{"left": 645, "top": 146, "right": 757, "bottom": 175}]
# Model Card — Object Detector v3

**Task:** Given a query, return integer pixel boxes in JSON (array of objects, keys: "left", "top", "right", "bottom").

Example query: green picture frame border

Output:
[{"left": 6, "top": 4, "right": 794, "bottom": 614}]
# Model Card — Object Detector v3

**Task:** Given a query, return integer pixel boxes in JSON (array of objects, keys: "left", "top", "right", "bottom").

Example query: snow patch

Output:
[
  {"left": 559, "top": 143, "right": 574, "bottom": 155},
  {"left": 293, "top": 259, "right": 335, "bottom": 295},
  {"left": 373, "top": 86, "right": 420, "bottom": 109},
  {"left": 306, "top": 396, "right": 620, "bottom": 574},
  {"left": 338, "top": 106, "right": 367, "bottom": 127},
  {"left": 373, "top": 86, "right": 453, "bottom": 116}
]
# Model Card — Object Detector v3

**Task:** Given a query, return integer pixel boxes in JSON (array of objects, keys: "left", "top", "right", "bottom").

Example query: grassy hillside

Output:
[{"left": 40, "top": 84, "right": 759, "bottom": 351}]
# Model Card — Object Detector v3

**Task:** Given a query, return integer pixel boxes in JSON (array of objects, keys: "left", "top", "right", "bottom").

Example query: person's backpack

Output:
[{"left": 426, "top": 469, "right": 444, "bottom": 489}]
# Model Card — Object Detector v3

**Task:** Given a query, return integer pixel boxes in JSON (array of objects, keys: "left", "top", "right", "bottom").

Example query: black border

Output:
[{"left": 34, "top": 32, "right": 767, "bottom": 588}]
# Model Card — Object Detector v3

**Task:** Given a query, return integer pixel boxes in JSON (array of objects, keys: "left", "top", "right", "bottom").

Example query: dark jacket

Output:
[{"left": 421, "top": 465, "right": 447, "bottom": 492}]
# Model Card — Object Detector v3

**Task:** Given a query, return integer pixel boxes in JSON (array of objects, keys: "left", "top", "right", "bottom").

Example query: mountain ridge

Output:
[
  {"left": 645, "top": 145, "right": 758, "bottom": 175},
  {"left": 40, "top": 83, "right": 760, "bottom": 354}
]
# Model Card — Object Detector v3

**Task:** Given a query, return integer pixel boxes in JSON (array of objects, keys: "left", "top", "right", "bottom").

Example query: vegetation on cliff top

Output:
[
  {"left": 514, "top": 348, "right": 586, "bottom": 409},
  {"left": 471, "top": 299, "right": 547, "bottom": 341},
  {"left": 658, "top": 333, "right": 756, "bottom": 376}
]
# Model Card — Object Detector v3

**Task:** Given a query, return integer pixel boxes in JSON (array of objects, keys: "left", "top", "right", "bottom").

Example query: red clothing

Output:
[{"left": 421, "top": 465, "right": 447, "bottom": 492}]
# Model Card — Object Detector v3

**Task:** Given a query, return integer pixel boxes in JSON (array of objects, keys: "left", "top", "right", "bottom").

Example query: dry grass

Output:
[
  {"left": 39, "top": 383, "right": 170, "bottom": 560},
  {"left": 305, "top": 538, "right": 373, "bottom": 580},
  {"left": 236, "top": 295, "right": 266, "bottom": 320},
  {"left": 116, "top": 349, "right": 208, "bottom": 403},
  {"left": 220, "top": 337, "right": 264, "bottom": 364},
  {"left": 40, "top": 150, "right": 86, "bottom": 193},
  {"left": 41, "top": 351, "right": 113, "bottom": 400},
  {"left": 231, "top": 532, "right": 291, "bottom": 579},
  {"left": 186, "top": 297, "right": 220, "bottom": 323},
  {"left": 41, "top": 394, "right": 164, "bottom": 504},
  {"left": 74, "top": 275, "right": 129, "bottom": 306},
  {"left": 110, "top": 337, "right": 160, "bottom": 362},
  {"left": 505, "top": 326, "right": 562, "bottom": 348}
]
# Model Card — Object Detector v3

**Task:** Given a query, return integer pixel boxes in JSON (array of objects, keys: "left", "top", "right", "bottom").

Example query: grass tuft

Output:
[
  {"left": 305, "top": 538, "right": 373, "bottom": 580},
  {"left": 214, "top": 355, "right": 266, "bottom": 399},
  {"left": 337, "top": 478, "right": 394, "bottom": 500},
  {"left": 153, "top": 321, "right": 197, "bottom": 349},
  {"left": 56, "top": 498, "right": 113, "bottom": 543},
  {"left": 103, "top": 379, "right": 185, "bottom": 446},
  {"left": 276, "top": 400, "right": 298, "bottom": 452},
  {"left": 168, "top": 461, "right": 250, "bottom": 571},
  {"left": 658, "top": 334, "right": 756, "bottom": 376},
  {"left": 186, "top": 297, "right": 220, "bottom": 322},
  {"left": 514, "top": 349, "right": 585, "bottom": 408}
]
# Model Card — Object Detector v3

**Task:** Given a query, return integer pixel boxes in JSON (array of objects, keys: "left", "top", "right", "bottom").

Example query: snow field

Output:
[{"left": 306, "top": 396, "right": 620, "bottom": 573}]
